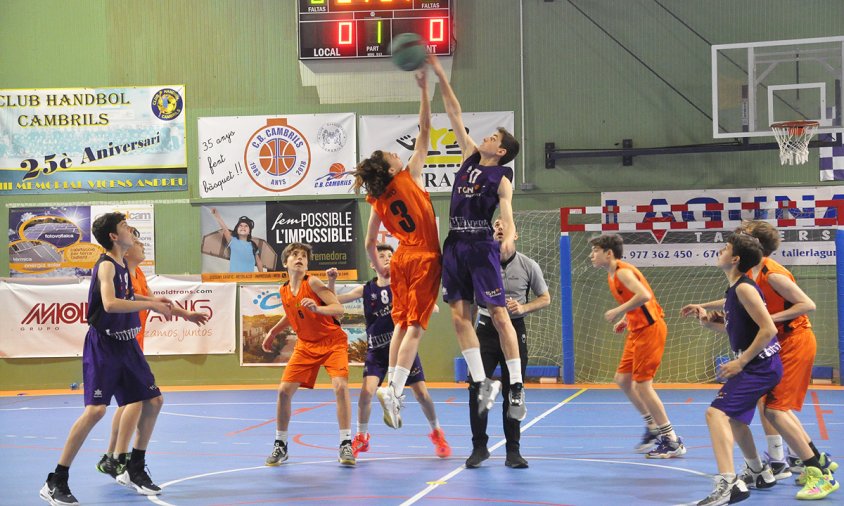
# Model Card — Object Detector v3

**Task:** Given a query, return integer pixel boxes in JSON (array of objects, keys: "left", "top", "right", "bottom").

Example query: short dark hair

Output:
[
  {"left": 376, "top": 243, "right": 395, "bottom": 253},
  {"left": 497, "top": 127, "right": 520, "bottom": 166},
  {"left": 740, "top": 220, "right": 780, "bottom": 257},
  {"left": 353, "top": 151, "right": 392, "bottom": 198},
  {"left": 589, "top": 234, "right": 623, "bottom": 259},
  {"left": 728, "top": 233, "right": 763, "bottom": 272},
  {"left": 91, "top": 212, "right": 126, "bottom": 250},
  {"left": 281, "top": 242, "right": 312, "bottom": 266}
]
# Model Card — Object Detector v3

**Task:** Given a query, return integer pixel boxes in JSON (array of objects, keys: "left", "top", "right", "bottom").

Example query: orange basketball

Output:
[
  {"left": 329, "top": 163, "right": 345, "bottom": 174},
  {"left": 259, "top": 140, "right": 297, "bottom": 176}
]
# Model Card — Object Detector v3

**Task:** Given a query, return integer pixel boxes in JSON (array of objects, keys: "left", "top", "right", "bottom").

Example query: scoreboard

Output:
[{"left": 298, "top": 0, "right": 453, "bottom": 60}]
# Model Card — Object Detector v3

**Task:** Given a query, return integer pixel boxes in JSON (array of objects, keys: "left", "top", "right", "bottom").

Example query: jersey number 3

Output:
[{"left": 389, "top": 200, "right": 416, "bottom": 233}]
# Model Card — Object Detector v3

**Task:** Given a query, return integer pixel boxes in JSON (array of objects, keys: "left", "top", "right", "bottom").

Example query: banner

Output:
[
  {"left": 239, "top": 283, "right": 366, "bottom": 366},
  {"left": 200, "top": 200, "right": 358, "bottom": 282},
  {"left": 197, "top": 113, "right": 356, "bottom": 198},
  {"left": 602, "top": 187, "right": 844, "bottom": 267},
  {"left": 819, "top": 134, "right": 844, "bottom": 181},
  {"left": 359, "top": 111, "right": 515, "bottom": 193},
  {"left": 8, "top": 204, "right": 154, "bottom": 278},
  {"left": 0, "top": 86, "right": 187, "bottom": 194},
  {"left": 0, "top": 276, "right": 235, "bottom": 358}
]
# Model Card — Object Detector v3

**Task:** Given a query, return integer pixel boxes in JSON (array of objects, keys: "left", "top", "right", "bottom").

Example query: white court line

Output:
[
  {"left": 399, "top": 388, "right": 589, "bottom": 506},
  {"left": 158, "top": 411, "right": 266, "bottom": 422}
]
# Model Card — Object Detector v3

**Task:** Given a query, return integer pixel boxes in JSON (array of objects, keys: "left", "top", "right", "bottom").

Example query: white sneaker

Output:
[
  {"left": 696, "top": 475, "right": 749, "bottom": 506},
  {"left": 477, "top": 378, "right": 501, "bottom": 416},
  {"left": 738, "top": 462, "right": 776, "bottom": 489},
  {"left": 376, "top": 386, "right": 403, "bottom": 429}
]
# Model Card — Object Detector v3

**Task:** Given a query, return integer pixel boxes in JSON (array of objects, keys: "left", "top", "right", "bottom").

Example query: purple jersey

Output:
[
  {"left": 363, "top": 278, "right": 393, "bottom": 350},
  {"left": 724, "top": 275, "right": 780, "bottom": 360},
  {"left": 448, "top": 152, "right": 513, "bottom": 239},
  {"left": 87, "top": 254, "right": 141, "bottom": 341}
]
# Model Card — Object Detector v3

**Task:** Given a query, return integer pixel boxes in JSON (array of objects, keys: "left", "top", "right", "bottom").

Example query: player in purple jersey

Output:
[
  {"left": 429, "top": 55, "right": 526, "bottom": 423},
  {"left": 685, "top": 234, "right": 838, "bottom": 505},
  {"left": 326, "top": 244, "right": 451, "bottom": 459},
  {"left": 40, "top": 213, "right": 177, "bottom": 506}
]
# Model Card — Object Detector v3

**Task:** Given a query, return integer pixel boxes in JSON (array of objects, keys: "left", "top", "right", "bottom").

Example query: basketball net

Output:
[{"left": 770, "top": 120, "right": 819, "bottom": 166}]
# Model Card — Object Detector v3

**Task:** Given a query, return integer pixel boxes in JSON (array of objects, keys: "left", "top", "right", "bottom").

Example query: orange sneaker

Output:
[
  {"left": 351, "top": 432, "right": 370, "bottom": 458},
  {"left": 429, "top": 428, "right": 451, "bottom": 458}
]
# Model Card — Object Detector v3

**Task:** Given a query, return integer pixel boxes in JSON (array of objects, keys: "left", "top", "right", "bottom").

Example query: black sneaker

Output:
[
  {"left": 266, "top": 439, "right": 288, "bottom": 466},
  {"left": 465, "top": 446, "right": 490, "bottom": 469},
  {"left": 116, "top": 464, "right": 162, "bottom": 496},
  {"left": 39, "top": 472, "right": 79, "bottom": 506},
  {"left": 505, "top": 450, "right": 529, "bottom": 468},
  {"left": 96, "top": 453, "right": 119, "bottom": 479},
  {"left": 507, "top": 382, "right": 527, "bottom": 421}
]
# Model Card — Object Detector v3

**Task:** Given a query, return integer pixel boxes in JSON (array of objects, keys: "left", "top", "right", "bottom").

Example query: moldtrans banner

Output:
[{"left": 0, "top": 86, "right": 187, "bottom": 194}]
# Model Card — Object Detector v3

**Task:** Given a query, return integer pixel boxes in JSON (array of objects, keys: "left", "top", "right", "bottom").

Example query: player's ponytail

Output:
[{"left": 353, "top": 151, "right": 392, "bottom": 198}]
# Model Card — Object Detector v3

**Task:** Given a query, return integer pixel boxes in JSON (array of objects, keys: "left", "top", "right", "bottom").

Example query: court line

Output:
[
  {"left": 399, "top": 388, "right": 589, "bottom": 506},
  {"left": 811, "top": 390, "right": 832, "bottom": 440}
]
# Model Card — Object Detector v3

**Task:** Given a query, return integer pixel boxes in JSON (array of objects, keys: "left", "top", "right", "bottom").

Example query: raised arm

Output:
[
  {"left": 406, "top": 69, "right": 430, "bottom": 183},
  {"left": 497, "top": 177, "right": 516, "bottom": 259},
  {"left": 364, "top": 210, "right": 388, "bottom": 279},
  {"left": 326, "top": 267, "right": 364, "bottom": 304},
  {"left": 429, "top": 55, "right": 476, "bottom": 159},
  {"left": 208, "top": 207, "right": 233, "bottom": 243}
]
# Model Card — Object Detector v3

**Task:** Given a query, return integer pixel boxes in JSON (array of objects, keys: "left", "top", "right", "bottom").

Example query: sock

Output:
[
  {"left": 657, "top": 423, "right": 677, "bottom": 442},
  {"left": 391, "top": 366, "right": 410, "bottom": 396},
  {"left": 746, "top": 455, "right": 763, "bottom": 472},
  {"left": 721, "top": 472, "right": 737, "bottom": 483},
  {"left": 275, "top": 430, "right": 288, "bottom": 443},
  {"left": 643, "top": 414, "right": 657, "bottom": 432},
  {"left": 357, "top": 422, "right": 368, "bottom": 435},
  {"left": 129, "top": 448, "right": 146, "bottom": 468},
  {"left": 804, "top": 455, "right": 822, "bottom": 469},
  {"left": 117, "top": 453, "right": 130, "bottom": 465},
  {"left": 505, "top": 359, "right": 523, "bottom": 385},
  {"left": 428, "top": 417, "right": 440, "bottom": 431},
  {"left": 54, "top": 464, "right": 69, "bottom": 477},
  {"left": 462, "top": 348, "right": 486, "bottom": 383},
  {"left": 808, "top": 441, "right": 822, "bottom": 460},
  {"left": 387, "top": 367, "right": 395, "bottom": 385},
  {"left": 766, "top": 435, "right": 784, "bottom": 461},
  {"left": 340, "top": 429, "right": 352, "bottom": 443}
]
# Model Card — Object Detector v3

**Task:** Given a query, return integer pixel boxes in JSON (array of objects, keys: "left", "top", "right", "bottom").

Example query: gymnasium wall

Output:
[{"left": 1, "top": 0, "right": 841, "bottom": 389}]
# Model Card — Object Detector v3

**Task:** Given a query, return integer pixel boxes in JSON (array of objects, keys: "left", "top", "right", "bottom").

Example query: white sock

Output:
[
  {"left": 387, "top": 367, "right": 395, "bottom": 385},
  {"left": 766, "top": 435, "right": 784, "bottom": 461},
  {"left": 506, "top": 359, "right": 523, "bottom": 384},
  {"left": 462, "top": 348, "right": 486, "bottom": 383},
  {"left": 357, "top": 422, "right": 368, "bottom": 435},
  {"left": 339, "top": 429, "right": 351, "bottom": 443},
  {"left": 721, "top": 472, "right": 737, "bottom": 482},
  {"left": 391, "top": 366, "right": 410, "bottom": 396},
  {"left": 275, "top": 430, "right": 288, "bottom": 443},
  {"left": 746, "top": 455, "right": 763, "bottom": 472}
]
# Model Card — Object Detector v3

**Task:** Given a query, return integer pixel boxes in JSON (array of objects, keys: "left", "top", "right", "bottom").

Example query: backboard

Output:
[{"left": 712, "top": 36, "right": 844, "bottom": 138}]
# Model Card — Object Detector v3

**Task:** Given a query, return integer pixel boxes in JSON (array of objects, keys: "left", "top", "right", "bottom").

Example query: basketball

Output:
[{"left": 390, "top": 33, "right": 427, "bottom": 71}]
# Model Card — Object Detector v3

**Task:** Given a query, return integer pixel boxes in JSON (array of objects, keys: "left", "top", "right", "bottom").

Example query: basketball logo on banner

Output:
[{"left": 243, "top": 118, "right": 311, "bottom": 192}]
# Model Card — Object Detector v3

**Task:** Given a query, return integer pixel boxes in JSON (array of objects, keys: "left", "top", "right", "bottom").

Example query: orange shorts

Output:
[
  {"left": 390, "top": 248, "right": 441, "bottom": 330},
  {"left": 616, "top": 319, "right": 667, "bottom": 382},
  {"left": 765, "top": 327, "right": 817, "bottom": 412},
  {"left": 281, "top": 338, "right": 348, "bottom": 389}
]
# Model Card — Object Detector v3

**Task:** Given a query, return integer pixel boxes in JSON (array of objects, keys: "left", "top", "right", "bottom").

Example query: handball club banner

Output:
[
  {"left": 200, "top": 199, "right": 358, "bottom": 282},
  {"left": 8, "top": 204, "right": 155, "bottom": 278},
  {"left": 197, "top": 113, "right": 356, "bottom": 198},
  {"left": 0, "top": 86, "right": 187, "bottom": 194},
  {"left": 0, "top": 276, "right": 235, "bottom": 358}
]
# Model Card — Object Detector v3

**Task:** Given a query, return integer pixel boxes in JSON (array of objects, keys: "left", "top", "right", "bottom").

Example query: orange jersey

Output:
[
  {"left": 130, "top": 266, "right": 150, "bottom": 350},
  {"left": 366, "top": 169, "right": 439, "bottom": 252},
  {"left": 280, "top": 275, "right": 347, "bottom": 344},
  {"left": 608, "top": 260, "right": 664, "bottom": 331},
  {"left": 749, "top": 257, "right": 811, "bottom": 336}
]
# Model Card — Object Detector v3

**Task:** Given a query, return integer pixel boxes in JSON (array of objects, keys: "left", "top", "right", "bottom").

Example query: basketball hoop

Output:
[{"left": 770, "top": 120, "right": 819, "bottom": 166}]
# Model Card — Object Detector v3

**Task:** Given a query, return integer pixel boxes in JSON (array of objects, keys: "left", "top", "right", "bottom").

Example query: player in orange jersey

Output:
[
  {"left": 589, "top": 234, "right": 686, "bottom": 458},
  {"left": 352, "top": 69, "right": 442, "bottom": 429},
  {"left": 261, "top": 242, "right": 355, "bottom": 466}
]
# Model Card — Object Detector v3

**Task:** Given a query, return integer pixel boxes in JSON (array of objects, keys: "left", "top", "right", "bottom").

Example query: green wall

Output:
[{"left": 1, "top": 0, "right": 842, "bottom": 389}]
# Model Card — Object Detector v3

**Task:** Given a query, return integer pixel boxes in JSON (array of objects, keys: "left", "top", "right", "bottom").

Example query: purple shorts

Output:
[
  {"left": 711, "top": 355, "right": 782, "bottom": 425},
  {"left": 441, "top": 234, "right": 506, "bottom": 307},
  {"left": 362, "top": 345, "right": 425, "bottom": 385},
  {"left": 82, "top": 327, "right": 161, "bottom": 406}
]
